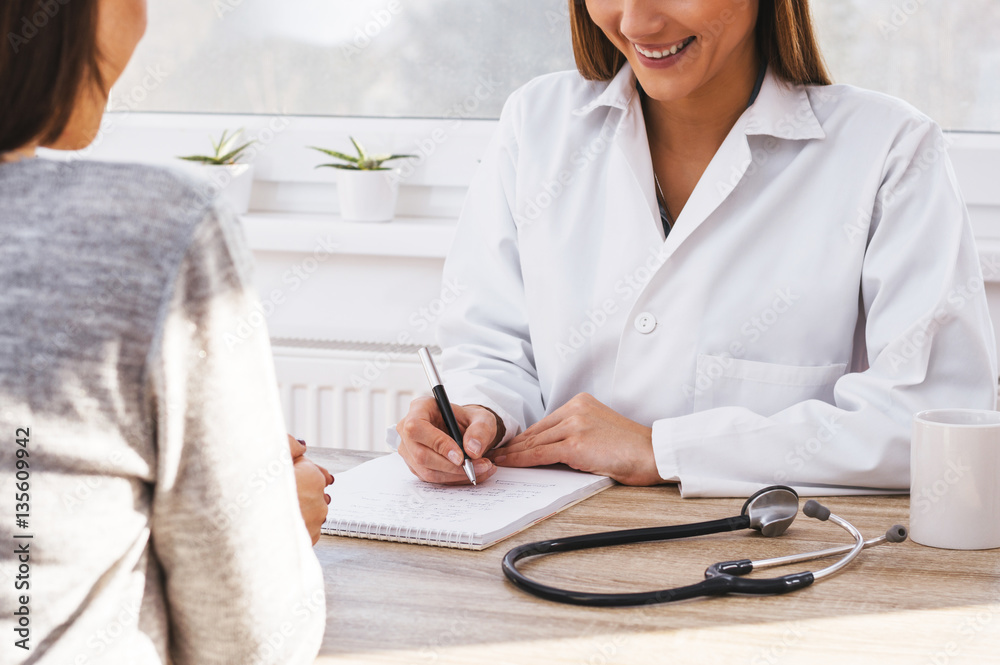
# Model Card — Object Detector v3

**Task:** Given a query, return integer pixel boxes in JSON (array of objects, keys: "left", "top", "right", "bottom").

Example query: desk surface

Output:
[{"left": 309, "top": 449, "right": 1000, "bottom": 665}]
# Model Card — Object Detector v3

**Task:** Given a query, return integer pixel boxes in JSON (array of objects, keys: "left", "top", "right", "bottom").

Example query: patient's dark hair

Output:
[{"left": 0, "top": 0, "right": 104, "bottom": 153}]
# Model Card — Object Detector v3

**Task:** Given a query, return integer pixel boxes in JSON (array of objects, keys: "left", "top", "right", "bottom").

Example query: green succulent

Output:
[
  {"left": 178, "top": 129, "right": 255, "bottom": 165},
  {"left": 310, "top": 137, "right": 415, "bottom": 171}
]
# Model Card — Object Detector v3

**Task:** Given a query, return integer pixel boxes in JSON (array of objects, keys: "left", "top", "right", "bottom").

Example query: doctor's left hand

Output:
[{"left": 489, "top": 393, "right": 666, "bottom": 486}]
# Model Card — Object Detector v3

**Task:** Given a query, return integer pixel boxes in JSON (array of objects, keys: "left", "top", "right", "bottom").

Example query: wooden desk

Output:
[{"left": 309, "top": 449, "right": 1000, "bottom": 665}]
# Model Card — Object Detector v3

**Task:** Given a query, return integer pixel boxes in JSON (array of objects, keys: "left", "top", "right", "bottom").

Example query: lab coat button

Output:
[{"left": 634, "top": 312, "right": 657, "bottom": 334}]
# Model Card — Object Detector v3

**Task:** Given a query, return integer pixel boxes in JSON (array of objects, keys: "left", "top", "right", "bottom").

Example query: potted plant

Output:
[
  {"left": 179, "top": 129, "right": 256, "bottom": 214},
  {"left": 310, "top": 138, "right": 414, "bottom": 223}
]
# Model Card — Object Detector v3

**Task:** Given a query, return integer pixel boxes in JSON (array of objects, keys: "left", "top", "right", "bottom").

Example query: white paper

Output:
[{"left": 322, "top": 453, "right": 614, "bottom": 548}]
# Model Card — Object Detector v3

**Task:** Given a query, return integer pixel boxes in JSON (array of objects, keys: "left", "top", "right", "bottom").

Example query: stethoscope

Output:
[{"left": 502, "top": 485, "right": 908, "bottom": 607}]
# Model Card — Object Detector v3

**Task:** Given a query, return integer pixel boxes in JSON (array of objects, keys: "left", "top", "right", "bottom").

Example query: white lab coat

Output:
[{"left": 431, "top": 64, "right": 997, "bottom": 497}]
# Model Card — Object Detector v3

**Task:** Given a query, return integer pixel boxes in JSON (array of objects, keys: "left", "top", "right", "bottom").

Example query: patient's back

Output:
[{"left": 0, "top": 158, "right": 324, "bottom": 665}]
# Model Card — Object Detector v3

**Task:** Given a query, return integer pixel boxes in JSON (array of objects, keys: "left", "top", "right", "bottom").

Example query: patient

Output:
[{"left": 0, "top": 0, "right": 329, "bottom": 663}]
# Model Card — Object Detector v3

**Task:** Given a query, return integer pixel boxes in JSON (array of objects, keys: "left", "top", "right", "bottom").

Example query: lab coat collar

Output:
[
  {"left": 572, "top": 63, "right": 826, "bottom": 142},
  {"left": 572, "top": 65, "right": 637, "bottom": 116},
  {"left": 744, "top": 68, "right": 826, "bottom": 141}
]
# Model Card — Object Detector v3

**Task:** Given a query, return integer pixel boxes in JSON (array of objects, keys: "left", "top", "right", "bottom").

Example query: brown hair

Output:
[
  {"left": 0, "top": 0, "right": 104, "bottom": 154},
  {"left": 569, "top": 0, "right": 831, "bottom": 86}
]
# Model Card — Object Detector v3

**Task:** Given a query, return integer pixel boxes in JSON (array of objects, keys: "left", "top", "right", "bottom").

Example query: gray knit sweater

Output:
[{"left": 0, "top": 158, "right": 325, "bottom": 664}]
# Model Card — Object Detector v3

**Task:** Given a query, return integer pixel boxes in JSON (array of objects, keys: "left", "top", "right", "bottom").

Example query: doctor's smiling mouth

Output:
[
  {"left": 585, "top": 0, "right": 759, "bottom": 103},
  {"left": 633, "top": 36, "right": 697, "bottom": 69}
]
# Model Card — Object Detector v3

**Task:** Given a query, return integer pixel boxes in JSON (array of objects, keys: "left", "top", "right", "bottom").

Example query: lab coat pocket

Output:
[{"left": 693, "top": 355, "right": 847, "bottom": 416}]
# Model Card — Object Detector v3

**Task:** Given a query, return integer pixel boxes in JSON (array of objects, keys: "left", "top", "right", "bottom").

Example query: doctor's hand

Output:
[
  {"left": 396, "top": 397, "right": 499, "bottom": 484},
  {"left": 488, "top": 393, "right": 665, "bottom": 486}
]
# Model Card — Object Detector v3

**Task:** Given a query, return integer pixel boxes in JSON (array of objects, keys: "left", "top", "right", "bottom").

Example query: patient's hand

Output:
[{"left": 288, "top": 435, "right": 334, "bottom": 545}]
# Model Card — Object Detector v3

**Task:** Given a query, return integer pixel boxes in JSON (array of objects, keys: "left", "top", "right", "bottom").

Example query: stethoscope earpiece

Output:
[
  {"left": 803, "top": 499, "right": 831, "bottom": 521},
  {"left": 885, "top": 525, "right": 908, "bottom": 543}
]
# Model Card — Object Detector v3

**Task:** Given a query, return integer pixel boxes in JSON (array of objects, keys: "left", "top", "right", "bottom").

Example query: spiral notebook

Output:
[{"left": 321, "top": 452, "right": 615, "bottom": 550}]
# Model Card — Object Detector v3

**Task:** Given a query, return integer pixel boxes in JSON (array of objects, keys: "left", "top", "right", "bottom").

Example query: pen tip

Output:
[{"left": 463, "top": 459, "right": 477, "bottom": 485}]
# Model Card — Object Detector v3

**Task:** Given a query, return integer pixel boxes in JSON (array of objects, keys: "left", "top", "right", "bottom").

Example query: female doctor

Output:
[{"left": 395, "top": 0, "right": 997, "bottom": 496}]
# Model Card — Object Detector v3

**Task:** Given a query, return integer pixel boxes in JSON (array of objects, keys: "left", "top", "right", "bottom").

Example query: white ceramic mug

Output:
[{"left": 910, "top": 409, "right": 1000, "bottom": 550}]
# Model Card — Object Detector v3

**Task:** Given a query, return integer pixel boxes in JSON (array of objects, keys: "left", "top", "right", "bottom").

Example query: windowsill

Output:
[
  {"left": 240, "top": 211, "right": 456, "bottom": 259},
  {"left": 240, "top": 211, "right": 1000, "bottom": 280},
  {"left": 976, "top": 238, "right": 1000, "bottom": 284}
]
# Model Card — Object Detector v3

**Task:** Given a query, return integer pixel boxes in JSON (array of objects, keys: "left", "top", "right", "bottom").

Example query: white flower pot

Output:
[
  {"left": 336, "top": 169, "right": 400, "bottom": 223},
  {"left": 203, "top": 163, "right": 255, "bottom": 215}
]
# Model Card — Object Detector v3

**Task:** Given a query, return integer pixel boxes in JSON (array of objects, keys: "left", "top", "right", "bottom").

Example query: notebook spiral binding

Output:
[{"left": 325, "top": 518, "right": 480, "bottom": 550}]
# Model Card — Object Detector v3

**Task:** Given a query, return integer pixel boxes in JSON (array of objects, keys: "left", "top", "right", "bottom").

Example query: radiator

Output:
[
  {"left": 271, "top": 338, "right": 436, "bottom": 451},
  {"left": 273, "top": 340, "right": 1000, "bottom": 450}
]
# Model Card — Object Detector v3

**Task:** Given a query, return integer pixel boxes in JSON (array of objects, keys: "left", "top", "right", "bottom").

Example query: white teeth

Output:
[{"left": 636, "top": 38, "right": 690, "bottom": 60}]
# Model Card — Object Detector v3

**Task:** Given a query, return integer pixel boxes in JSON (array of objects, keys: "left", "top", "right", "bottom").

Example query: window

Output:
[
  {"left": 112, "top": 1, "right": 998, "bottom": 132},
  {"left": 811, "top": 1, "right": 999, "bottom": 132},
  {"left": 111, "top": 0, "right": 575, "bottom": 119}
]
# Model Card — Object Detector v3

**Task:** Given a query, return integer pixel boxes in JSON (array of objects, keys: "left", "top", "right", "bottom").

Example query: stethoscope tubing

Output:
[
  {"left": 505, "top": 515, "right": 751, "bottom": 559},
  {"left": 502, "top": 514, "right": 816, "bottom": 607},
  {"left": 502, "top": 493, "right": 907, "bottom": 607},
  {"left": 501, "top": 515, "right": 753, "bottom": 606}
]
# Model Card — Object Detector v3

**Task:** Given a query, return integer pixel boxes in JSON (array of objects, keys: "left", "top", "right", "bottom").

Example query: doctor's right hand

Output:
[{"left": 396, "top": 397, "right": 499, "bottom": 484}]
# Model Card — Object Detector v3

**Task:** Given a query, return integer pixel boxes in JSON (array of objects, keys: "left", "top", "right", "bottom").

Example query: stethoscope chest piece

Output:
[
  {"left": 741, "top": 485, "right": 799, "bottom": 537},
  {"left": 501, "top": 485, "right": 907, "bottom": 607}
]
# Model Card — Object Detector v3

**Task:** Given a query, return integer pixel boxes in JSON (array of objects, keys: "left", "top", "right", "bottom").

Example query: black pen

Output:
[{"left": 417, "top": 347, "right": 477, "bottom": 485}]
